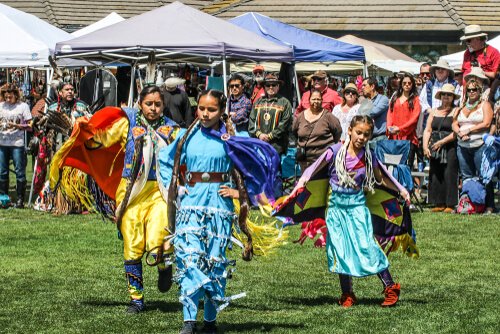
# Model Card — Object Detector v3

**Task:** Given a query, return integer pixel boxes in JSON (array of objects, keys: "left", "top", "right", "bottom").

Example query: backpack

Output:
[{"left": 456, "top": 193, "right": 485, "bottom": 214}]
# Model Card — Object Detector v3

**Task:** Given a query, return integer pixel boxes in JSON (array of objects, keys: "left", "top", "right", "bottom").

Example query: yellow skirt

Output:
[{"left": 116, "top": 179, "right": 170, "bottom": 261}]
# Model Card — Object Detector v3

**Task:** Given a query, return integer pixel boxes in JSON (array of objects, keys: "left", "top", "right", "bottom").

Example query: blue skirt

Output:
[{"left": 325, "top": 190, "right": 389, "bottom": 277}]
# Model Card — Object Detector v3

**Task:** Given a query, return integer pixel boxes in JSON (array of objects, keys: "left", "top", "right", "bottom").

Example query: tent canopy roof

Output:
[
  {"left": 229, "top": 12, "right": 365, "bottom": 62},
  {"left": 55, "top": 2, "right": 293, "bottom": 63},
  {"left": 0, "top": 3, "right": 70, "bottom": 66},
  {"left": 71, "top": 12, "right": 124, "bottom": 38},
  {"left": 337, "top": 35, "right": 417, "bottom": 63}
]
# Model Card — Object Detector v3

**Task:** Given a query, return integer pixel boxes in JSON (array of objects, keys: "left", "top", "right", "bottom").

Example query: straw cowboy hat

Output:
[
  {"left": 342, "top": 83, "right": 359, "bottom": 95},
  {"left": 434, "top": 83, "right": 460, "bottom": 100},
  {"left": 430, "top": 59, "right": 453, "bottom": 73},
  {"left": 460, "top": 25, "right": 488, "bottom": 41},
  {"left": 464, "top": 66, "right": 489, "bottom": 84}
]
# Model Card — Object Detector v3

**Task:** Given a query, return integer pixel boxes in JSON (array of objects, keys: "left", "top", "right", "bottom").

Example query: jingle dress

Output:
[{"left": 325, "top": 143, "right": 389, "bottom": 276}]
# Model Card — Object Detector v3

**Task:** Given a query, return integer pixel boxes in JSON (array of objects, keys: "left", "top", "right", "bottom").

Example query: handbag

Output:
[{"left": 295, "top": 111, "right": 324, "bottom": 162}]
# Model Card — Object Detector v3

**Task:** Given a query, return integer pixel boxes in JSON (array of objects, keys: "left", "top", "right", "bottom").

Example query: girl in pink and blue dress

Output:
[{"left": 289, "top": 115, "right": 410, "bottom": 308}]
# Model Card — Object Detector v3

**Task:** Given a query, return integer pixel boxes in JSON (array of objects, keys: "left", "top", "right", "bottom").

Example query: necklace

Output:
[
  {"left": 263, "top": 101, "right": 275, "bottom": 126},
  {"left": 135, "top": 109, "right": 165, "bottom": 130},
  {"left": 465, "top": 99, "right": 480, "bottom": 110}
]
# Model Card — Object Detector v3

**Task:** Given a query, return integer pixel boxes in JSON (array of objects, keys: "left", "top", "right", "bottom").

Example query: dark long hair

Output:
[
  {"left": 139, "top": 85, "right": 164, "bottom": 104},
  {"left": 389, "top": 73, "right": 418, "bottom": 111},
  {"left": 167, "top": 89, "right": 254, "bottom": 261}
]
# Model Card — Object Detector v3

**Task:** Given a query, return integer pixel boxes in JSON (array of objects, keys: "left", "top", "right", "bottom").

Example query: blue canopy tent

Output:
[
  {"left": 229, "top": 12, "right": 366, "bottom": 105},
  {"left": 229, "top": 12, "right": 365, "bottom": 63}
]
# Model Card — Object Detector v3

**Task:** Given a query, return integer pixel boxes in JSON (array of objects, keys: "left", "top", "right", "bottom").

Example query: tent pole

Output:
[
  {"left": 222, "top": 55, "right": 228, "bottom": 97},
  {"left": 292, "top": 62, "right": 301, "bottom": 109},
  {"left": 45, "top": 68, "right": 53, "bottom": 111},
  {"left": 363, "top": 61, "right": 369, "bottom": 77},
  {"left": 128, "top": 64, "right": 136, "bottom": 107}
]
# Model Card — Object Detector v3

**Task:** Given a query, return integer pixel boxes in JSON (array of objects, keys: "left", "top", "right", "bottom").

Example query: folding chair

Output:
[{"left": 374, "top": 139, "right": 423, "bottom": 212}]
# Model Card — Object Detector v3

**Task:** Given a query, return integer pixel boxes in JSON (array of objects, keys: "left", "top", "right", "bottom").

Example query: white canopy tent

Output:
[
  {"left": 338, "top": 35, "right": 422, "bottom": 75},
  {"left": 440, "top": 34, "right": 500, "bottom": 68},
  {"left": 71, "top": 12, "right": 125, "bottom": 38},
  {"left": 0, "top": 3, "right": 71, "bottom": 67}
]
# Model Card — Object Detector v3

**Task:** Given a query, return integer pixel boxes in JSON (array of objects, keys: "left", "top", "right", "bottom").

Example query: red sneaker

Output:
[
  {"left": 381, "top": 283, "right": 401, "bottom": 307},
  {"left": 339, "top": 292, "right": 357, "bottom": 308}
]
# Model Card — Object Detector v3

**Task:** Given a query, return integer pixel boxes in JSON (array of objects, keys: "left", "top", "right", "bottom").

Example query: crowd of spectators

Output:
[{"left": 1, "top": 24, "right": 499, "bottom": 214}]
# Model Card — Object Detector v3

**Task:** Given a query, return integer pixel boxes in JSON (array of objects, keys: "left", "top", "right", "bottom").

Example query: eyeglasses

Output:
[
  {"left": 265, "top": 83, "right": 278, "bottom": 88},
  {"left": 402, "top": 81, "right": 413, "bottom": 86},
  {"left": 467, "top": 88, "right": 479, "bottom": 93},
  {"left": 229, "top": 84, "right": 241, "bottom": 89}
]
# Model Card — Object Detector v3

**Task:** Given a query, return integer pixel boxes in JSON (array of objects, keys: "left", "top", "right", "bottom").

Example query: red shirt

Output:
[
  {"left": 386, "top": 97, "right": 421, "bottom": 146},
  {"left": 462, "top": 45, "right": 500, "bottom": 77},
  {"left": 251, "top": 85, "right": 265, "bottom": 105},
  {"left": 295, "top": 87, "right": 342, "bottom": 116}
]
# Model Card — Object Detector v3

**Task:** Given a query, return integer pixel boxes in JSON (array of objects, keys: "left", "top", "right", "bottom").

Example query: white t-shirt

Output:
[
  {"left": 0, "top": 102, "right": 32, "bottom": 147},
  {"left": 332, "top": 103, "right": 361, "bottom": 141}
]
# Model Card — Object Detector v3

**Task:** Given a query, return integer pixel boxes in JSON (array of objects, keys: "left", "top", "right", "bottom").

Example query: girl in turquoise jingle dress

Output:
[{"left": 159, "top": 90, "right": 281, "bottom": 334}]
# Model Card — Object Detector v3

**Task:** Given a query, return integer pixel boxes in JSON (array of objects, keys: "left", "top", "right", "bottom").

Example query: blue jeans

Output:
[
  {"left": 0, "top": 146, "right": 27, "bottom": 182},
  {"left": 457, "top": 144, "right": 495, "bottom": 208}
]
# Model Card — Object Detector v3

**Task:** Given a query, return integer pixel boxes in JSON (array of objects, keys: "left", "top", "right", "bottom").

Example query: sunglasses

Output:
[
  {"left": 312, "top": 77, "right": 325, "bottom": 82},
  {"left": 402, "top": 81, "right": 413, "bottom": 86},
  {"left": 229, "top": 84, "right": 241, "bottom": 88},
  {"left": 467, "top": 88, "right": 479, "bottom": 93},
  {"left": 344, "top": 91, "right": 357, "bottom": 96},
  {"left": 254, "top": 71, "right": 263, "bottom": 75},
  {"left": 420, "top": 72, "right": 430, "bottom": 77},
  {"left": 265, "top": 83, "right": 278, "bottom": 88},
  {"left": 441, "top": 92, "right": 454, "bottom": 97}
]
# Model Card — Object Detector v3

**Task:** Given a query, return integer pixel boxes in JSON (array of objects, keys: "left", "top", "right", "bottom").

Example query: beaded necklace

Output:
[
  {"left": 465, "top": 99, "right": 480, "bottom": 110},
  {"left": 135, "top": 109, "right": 165, "bottom": 130}
]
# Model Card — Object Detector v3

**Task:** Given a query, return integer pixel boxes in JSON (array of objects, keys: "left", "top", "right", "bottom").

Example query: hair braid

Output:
[
  {"left": 335, "top": 136, "right": 357, "bottom": 189},
  {"left": 167, "top": 119, "right": 200, "bottom": 234},
  {"left": 232, "top": 168, "right": 253, "bottom": 261}
]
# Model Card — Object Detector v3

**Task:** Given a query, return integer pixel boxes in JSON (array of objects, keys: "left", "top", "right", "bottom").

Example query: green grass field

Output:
[{"left": 0, "top": 209, "right": 499, "bottom": 334}]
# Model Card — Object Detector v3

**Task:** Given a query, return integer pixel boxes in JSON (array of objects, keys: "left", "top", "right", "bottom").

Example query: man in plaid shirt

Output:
[{"left": 228, "top": 74, "right": 252, "bottom": 135}]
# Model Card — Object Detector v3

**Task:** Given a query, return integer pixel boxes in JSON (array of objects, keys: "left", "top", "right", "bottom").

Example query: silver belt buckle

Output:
[
  {"left": 186, "top": 172, "right": 192, "bottom": 182},
  {"left": 222, "top": 173, "right": 229, "bottom": 182},
  {"left": 201, "top": 172, "right": 211, "bottom": 182}
]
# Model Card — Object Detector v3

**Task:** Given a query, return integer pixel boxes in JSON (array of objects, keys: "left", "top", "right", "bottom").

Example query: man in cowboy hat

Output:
[
  {"left": 419, "top": 59, "right": 460, "bottom": 116},
  {"left": 161, "top": 76, "right": 193, "bottom": 128},
  {"left": 248, "top": 73, "right": 292, "bottom": 155},
  {"left": 295, "top": 70, "right": 342, "bottom": 116},
  {"left": 461, "top": 25, "right": 500, "bottom": 81}
]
